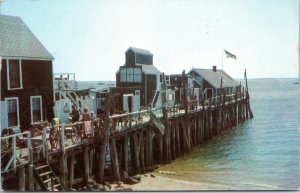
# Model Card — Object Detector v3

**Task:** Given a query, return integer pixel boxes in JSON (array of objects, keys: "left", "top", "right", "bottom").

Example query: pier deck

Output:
[{"left": 1, "top": 91, "right": 253, "bottom": 191}]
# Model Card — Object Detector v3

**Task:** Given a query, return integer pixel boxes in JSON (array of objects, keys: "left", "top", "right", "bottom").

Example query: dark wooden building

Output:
[
  {"left": 188, "top": 66, "right": 240, "bottom": 98},
  {"left": 0, "top": 15, "right": 54, "bottom": 131},
  {"left": 114, "top": 47, "right": 162, "bottom": 113}
]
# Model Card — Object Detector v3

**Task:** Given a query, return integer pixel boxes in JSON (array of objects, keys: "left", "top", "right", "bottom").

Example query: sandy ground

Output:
[{"left": 111, "top": 172, "right": 234, "bottom": 191}]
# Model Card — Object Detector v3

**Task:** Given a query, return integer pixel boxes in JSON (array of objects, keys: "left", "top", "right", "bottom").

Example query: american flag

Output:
[{"left": 224, "top": 50, "right": 237, "bottom": 60}]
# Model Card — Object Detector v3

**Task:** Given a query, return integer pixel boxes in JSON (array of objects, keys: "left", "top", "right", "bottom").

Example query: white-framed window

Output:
[
  {"left": 5, "top": 97, "right": 20, "bottom": 127},
  {"left": 30, "top": 96, "right": 43, "bottom": 123},
  {"left": 7, "top": 59, "right": 23, "bottom": 90},
  {"left": 120, "top": 67, "right": 142, "bottom": 83}
]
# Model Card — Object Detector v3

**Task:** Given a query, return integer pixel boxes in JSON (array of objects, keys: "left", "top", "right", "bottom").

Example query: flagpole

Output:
[{"left": 221, "top": 49, "right": 224, "bottom": 70}]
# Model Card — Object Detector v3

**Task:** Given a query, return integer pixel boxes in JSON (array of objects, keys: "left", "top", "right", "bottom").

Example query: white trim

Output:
[
  {"left": 7, "top": 59, "right": 23, "bottom": 90},
  {"left": 30, "top": 95, "right": 43, "bottom": 123},
  {"left": 5, "top": 97, "right": 20, "bottom": 127}
]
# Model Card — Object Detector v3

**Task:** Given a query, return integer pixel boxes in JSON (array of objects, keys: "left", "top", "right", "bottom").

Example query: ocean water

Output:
[{"left": 157, "top": 78, "right": 300, "bottom": 190}]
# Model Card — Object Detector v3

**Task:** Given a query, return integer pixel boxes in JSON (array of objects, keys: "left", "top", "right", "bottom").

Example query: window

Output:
[
  {"left": 120, "top": 68, "right": 126, "bottom": 82},
  {"left": 31, "top": 96, "right": 43, "bottom": 123},
  {"left": 7, "top": 59, "right": 22, "bottom": 89},
  {"left": 5, "top": 98, "right": 19, "bottom": 127},
  {"left": 120, "top": 67, "right": 142, "bottom": 83},
  {"left": 127, "top": 68, "right": 134, "bottom": 82},
  {"left": 97, "top": 98, "right": 105, "bottom": 110},
  {"left": 134, "top": 68, "right": 141, "bottom": 82}
]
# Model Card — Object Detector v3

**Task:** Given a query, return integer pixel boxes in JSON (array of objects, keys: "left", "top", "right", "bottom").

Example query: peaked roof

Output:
[
  {"left": 0, "top": 15, "right": 54, "bottom": 60},
  {"left": 136, "top": 63, "right": 161, "bottom": 75},
  {"left": 189, "top": 68, "right": 239, "bottom": 88},
  {"left": 126, "top": 47, "right": 153, "bottom": 56}
]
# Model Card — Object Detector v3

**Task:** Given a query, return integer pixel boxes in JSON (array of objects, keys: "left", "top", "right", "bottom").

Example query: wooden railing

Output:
[{"left": 1, "top": 131, "right": 31, "bottom": 174}]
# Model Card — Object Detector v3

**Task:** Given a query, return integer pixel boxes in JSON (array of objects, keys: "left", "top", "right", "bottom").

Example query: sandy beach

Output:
[{"left": 111, "top": 172, "right": 234, "bottom": 191}]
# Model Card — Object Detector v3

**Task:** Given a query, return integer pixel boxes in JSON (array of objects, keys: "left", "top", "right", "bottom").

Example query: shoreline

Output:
[{"left": 110, "top": 172, "right": 234, "bottom": 191}]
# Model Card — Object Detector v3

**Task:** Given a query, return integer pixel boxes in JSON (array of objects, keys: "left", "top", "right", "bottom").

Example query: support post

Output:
[
  {"left": 98, "top": 92, "right": 111, "bottom": 182},
  {"left": 132, "top": 132, "right": 141, "bottom": 173},
  {"left": 18, "top": 166, "right": 25, "bottom": 191},
  {"left": 110, "top": 137, "right": 120, "bottom": 181},
  {"left": 84, "top": 146, "right": 90, "bottom": 184},
  {"left": 69, "top": 155, "right": 75, "bottom": 189},
  {"left": 124, "top": 133, "right": 128, "bottom": 174}
]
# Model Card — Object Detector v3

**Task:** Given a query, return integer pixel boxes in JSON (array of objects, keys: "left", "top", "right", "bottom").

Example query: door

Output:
[{"left": 128, "top": 96, "right": 132, "bottom": 112}]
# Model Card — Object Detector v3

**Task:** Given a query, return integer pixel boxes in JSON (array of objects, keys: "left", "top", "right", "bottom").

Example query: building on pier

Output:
[
  {"left": 188, "top": 66, "right": 240, "bottom": 98},
  {"left": 113, "top": 47, "right": 162, "bottom": 113},
  {"left": 0, "top": 15, "right": 54, "bottom": 132}
]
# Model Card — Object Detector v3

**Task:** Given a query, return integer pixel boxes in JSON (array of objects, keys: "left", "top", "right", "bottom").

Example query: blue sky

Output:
[{"left": 1, "top": 0, "right": 299, "bottom": 80}]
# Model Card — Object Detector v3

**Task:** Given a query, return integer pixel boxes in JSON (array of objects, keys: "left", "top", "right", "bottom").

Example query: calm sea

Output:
[{"left": 157, "top": 78, "right": 300, "bottom": 190}]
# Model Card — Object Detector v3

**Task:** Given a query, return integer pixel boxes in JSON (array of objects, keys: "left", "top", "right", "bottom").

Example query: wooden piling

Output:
[
  {"left": 98, "top": 92, "right": 111, "bottom": 182},
  {"left": 68, "top": 155, "right": 75, "bottom": 189},
  {"left": 89, "top": 149, "right": 94, "bottom": 176},
  {"left": 175, "top": 118, "right": 181, "bottom": 156},
  {"left": 84, "top": 146, "right": 89, "bottom": 184},
  {"left": 18, "top": 166, "right": 25, "bottom": 191},
  {"left": 140, "top": 131, "right": 145, "bottom": 173},
  {"left": 132, "top": 132, "right": 141, "bottom": 173},
  {"left": 110, "top": 137, "right": 120, "bottom": 181},
  {"left": 123, "top": 133, "right": 128, "bottom": 174}
]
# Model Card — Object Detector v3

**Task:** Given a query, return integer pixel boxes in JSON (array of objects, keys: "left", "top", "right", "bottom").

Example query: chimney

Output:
[{"left": 213, "top": 66, "right": 217, "bottom": 72}]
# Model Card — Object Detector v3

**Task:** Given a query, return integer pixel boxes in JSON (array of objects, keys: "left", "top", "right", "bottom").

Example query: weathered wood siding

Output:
[{"left": 1, "top": 59, "right": 54, "bottom": 130}]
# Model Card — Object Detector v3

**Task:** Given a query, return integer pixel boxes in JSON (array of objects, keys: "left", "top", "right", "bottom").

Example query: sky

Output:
[{"left": 1, "top": 0, "right": 299, "bottom": 81}]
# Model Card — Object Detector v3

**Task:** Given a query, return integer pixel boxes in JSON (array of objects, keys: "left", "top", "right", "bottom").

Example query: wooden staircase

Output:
[{"left": 33, "top": 162, "right": 63, "bottom": 191}]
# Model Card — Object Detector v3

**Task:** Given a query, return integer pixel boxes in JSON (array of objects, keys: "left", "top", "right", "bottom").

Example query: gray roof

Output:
[
  {"left": 0, "top": 15, "right": 54, "bottom": 60},
  {"left": 136, "top": 64, "right": 161, "bottom": 75},
  {"left": 126, "top": 47, "right": 153, "bottom": 56},
  {"left": 189, "top": 68, "right": 239, "bottom": 88}
]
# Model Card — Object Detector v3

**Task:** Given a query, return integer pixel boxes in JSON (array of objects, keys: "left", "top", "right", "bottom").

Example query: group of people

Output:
[
  {"left": 70, "top": 105, "right": 95, "bottom": 123},
  {"left": 70, "top": 105, "right": 96, "bottom": 138}
]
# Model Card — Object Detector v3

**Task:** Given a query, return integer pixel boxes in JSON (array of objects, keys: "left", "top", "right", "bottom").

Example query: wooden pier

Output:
[{"left": 1, "top": 88, "right": 253, "bottom": 191}]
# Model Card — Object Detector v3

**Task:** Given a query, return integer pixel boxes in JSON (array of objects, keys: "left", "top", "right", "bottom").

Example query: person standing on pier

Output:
[
  {"left": 82, "top": 107, "right": 91, "bottom": 121},
  {"left": 82, "top": 107, "right": 93, "bottom": 137},
  {"left": 70, "top": 105, "right": 80, "bottom": 123}
]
